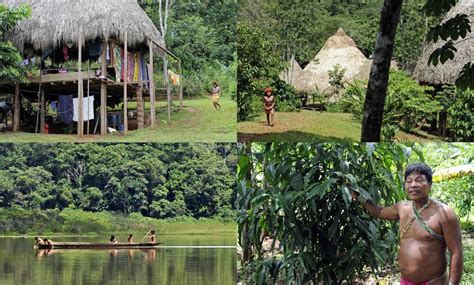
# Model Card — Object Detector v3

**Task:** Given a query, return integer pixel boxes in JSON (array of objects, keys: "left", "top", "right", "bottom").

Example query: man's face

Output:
[{"left": 405, "top": 171, "right": 431, "bottom": 201}]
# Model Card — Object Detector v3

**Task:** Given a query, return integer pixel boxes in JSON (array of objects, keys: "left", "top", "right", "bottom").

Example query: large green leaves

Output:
[{"left": 238, "top": 143, "right": 420, "bottom": 283}]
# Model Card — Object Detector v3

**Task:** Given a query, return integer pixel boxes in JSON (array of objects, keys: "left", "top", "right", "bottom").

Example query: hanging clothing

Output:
[
  {"left": 73, "top": 96, "right": 95, "bottom": 122},
  {"left": 58, "top": 95, "right": 73, "bottom": 124},
  {"left": 50, "top": 101, "right": 57, "bottom": 112}
]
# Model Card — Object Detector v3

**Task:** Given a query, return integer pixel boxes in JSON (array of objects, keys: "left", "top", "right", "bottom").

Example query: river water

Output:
[{"left": 0, "top": 234, "right": 236, "bottom": 285}]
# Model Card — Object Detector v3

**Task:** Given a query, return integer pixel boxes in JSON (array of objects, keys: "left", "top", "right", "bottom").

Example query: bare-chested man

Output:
[{"left": 351, "top": 163, "right": 463, "bottom": 285}]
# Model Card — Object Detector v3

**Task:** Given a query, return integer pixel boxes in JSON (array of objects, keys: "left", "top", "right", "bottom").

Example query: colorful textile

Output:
[
  {"left": 133, "top": 53, "right": 139, "bottom": 82},
  {"left": 400, "top": 277, "right": 428, "bottom": 285},
  {"left": 114, "top": 47, "right": 122, "bottom": 81}
]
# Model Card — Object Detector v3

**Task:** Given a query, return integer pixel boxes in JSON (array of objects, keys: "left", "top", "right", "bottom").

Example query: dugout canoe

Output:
[{"left": 37, "top": 242, "right": 162, "bottom": 249}]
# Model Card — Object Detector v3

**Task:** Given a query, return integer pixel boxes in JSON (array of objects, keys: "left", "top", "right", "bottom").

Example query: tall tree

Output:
[{"left": 361, "top": 0, "right": 403, "bottom": 142}]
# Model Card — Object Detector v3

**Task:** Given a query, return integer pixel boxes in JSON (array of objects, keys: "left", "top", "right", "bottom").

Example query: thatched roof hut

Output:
[
  {"left": 1, "top": 0, "right": 165, "bottom": 53},
  {"left": 295, "top": 28, "right": 370, "bottom": 93},
  {"left": 413, "top": 0, "right": 473, "bottom": 85},
  {"left": 279, "top": 55, "right": 303, "bottom": 85}
]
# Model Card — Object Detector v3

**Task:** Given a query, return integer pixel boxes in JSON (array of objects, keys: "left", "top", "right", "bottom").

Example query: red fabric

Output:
[
  {"left": 264, "top": 87, "right": 272, "bottom": 94},
  {"left": 400, "top": 276, "right": 429, "bottom": 285}
]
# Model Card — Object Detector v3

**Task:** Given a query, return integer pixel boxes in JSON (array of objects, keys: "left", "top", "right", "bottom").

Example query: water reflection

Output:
[{"left": 0, "top": 235, "right": 236, "bottom": 285}]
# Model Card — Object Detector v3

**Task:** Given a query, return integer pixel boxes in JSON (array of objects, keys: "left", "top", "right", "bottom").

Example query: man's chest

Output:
[{"left": 400, "top": 209, "right": 443, "bottom": 241}]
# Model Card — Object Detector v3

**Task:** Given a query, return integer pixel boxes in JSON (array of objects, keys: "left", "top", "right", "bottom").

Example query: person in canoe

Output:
[
  {"left": 145, "top": 230, "right": 156, "bottom": 242},
  {"left": 109, "top": 235, "right": 118, "bottom": 244},
  {"left": 34, "top": 236, "right": 45, "bottom": 246},
  {"left": 127, "top": 234, "right": 134, "bottom": 243},
  {"left": 43, "top": 238, "right": 54, "bottom": 247}
]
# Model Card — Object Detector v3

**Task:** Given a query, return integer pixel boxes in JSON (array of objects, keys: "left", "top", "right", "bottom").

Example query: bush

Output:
[
  {"left": 272, "top": 79, "right": 301, "bottom": 112},
  {"left": 447, "top": 88, "right": 474, "bottom": 141},
  {"left": 341, "top": 71, "right": 440, "bottom": 132}
]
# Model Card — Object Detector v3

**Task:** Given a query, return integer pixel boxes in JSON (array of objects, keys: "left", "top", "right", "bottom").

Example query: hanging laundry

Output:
[
  {"left": 133, "top": 53, "right": 139, "bottom": 82},
  {"left": 169, "top": 69, "right": 180, "bottom": 86},
  {"left": 73, "top": 96, "right": 95, "bottom": 122},
  {"left": 127, "top": 52, "right": 135, "bottom": 81},
  {"left": 114, "top": 47, "right": 122, "bottom": 82},
  {"left": 50, "top": 101, "right": 57, "bottom": 112},
  {"left": 58, "top": 95, "right": 73, "bottom": 124}
]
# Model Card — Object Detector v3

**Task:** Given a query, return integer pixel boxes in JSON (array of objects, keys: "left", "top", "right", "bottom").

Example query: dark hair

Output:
[
  {"left": 129, "top": 234, "right": 133, "bottom": 237},
  {"left": 110, "top": 235, "right": 115, "bottom": 242},
  {"left": 150, "top": 230, "right": 155, "bottom": 234},
  {"left": 405, "top": 163, "right": 433, "bottom": 184}
]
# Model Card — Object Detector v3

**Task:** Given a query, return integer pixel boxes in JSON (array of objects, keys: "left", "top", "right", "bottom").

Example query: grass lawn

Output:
[
  {"left": 0, "top": 96, "right": 236, "bottom": 143},
  {"left": 238, "top": 111, "right": 442, "bottom": 142}
]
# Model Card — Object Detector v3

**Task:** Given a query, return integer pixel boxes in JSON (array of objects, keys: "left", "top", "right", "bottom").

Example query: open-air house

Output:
[{"left": 0, "top": 0, "right": 182, "bottom": 136}]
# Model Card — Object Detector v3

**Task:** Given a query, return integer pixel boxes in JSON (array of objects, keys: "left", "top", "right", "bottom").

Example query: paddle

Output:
[{"left": 140, "top": 231, "right": 151, "bottom": 243}]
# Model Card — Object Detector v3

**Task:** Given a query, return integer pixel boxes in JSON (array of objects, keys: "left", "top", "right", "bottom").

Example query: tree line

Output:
[{"left": 0, "top": 143, "right": 237, "bottom": 220}]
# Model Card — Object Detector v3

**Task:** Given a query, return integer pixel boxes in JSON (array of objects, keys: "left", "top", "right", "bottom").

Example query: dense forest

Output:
[
  {"left": 0, "top": 143, "right": 237, "bottom": 220},
  {"left": 140, "top": 0, "right": 237, "bottom": 98}
]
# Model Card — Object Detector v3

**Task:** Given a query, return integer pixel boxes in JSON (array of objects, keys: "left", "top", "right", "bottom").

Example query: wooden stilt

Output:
[
  {"left": 40, "top": 88, "right": 45, "bottom": 133},
  {"left": 137, "top": 86, "right": 144, "bottom": 129},
  {"left": 13, "top": 84, "right": 20, "bottom": 132},
  {"left": 149, "top": 40, "right": 155, "bottom": 128},
  {"left": 179, "top": 61, "right": 183, "bottom": 110},
  {"left": 78, "top": 32, "right": 84, "bottom": 137},
  {"left": 123, "top": 31, "right": 128, "bottom": 134},
  {"left": 164, "top": 57, "right": 171, "bottom": 123},
  {"left": 100, "top": 40, "right": 108, "bottom": 135}
]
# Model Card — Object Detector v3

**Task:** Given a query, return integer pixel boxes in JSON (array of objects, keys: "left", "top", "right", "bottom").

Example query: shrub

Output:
[{"left": 447, "top": 88, "right": 473, "bottom": 141}]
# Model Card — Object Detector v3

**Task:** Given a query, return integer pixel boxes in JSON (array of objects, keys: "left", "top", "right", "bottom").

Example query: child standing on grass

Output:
[
  {"left": 263, "top": 87, "right": 275, "bottom": 126},
  {"left": 212, "top": 81, "right": 221, "bottom": 110}
]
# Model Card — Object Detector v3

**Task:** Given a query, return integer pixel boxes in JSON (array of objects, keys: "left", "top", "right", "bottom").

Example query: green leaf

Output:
[
  {"left": 341, "top": 186, "right": 352, "bottom": 209},
  {"left": 306, "top": 178, "right": 337, "bottom": 200}
]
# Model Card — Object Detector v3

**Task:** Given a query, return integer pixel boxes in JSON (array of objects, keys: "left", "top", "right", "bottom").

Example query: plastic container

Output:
[{"left": 117, "top": 124, "right": 124, "bottom": 132}]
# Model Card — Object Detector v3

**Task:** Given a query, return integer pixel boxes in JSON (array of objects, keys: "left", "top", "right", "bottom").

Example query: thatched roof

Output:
[
  {"left": 413, "top": 0, "right": 473, "bottom": 85},
  {"left": 1, "top": 0, "right": 164, "bottom": 53},
  {"left": 295, "top": 28, "right": 370, "bottom": 93},
  {"left": 279, "top": 55, "right": 303, "bottom": 85}
]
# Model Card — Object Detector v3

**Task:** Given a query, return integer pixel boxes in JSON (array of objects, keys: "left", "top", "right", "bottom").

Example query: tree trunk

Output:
[{"left": 361, "top": 0, "right": 403, "bottom": 142}]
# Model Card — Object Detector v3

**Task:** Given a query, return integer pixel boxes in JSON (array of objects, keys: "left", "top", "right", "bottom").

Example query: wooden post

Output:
[
  {"left": 13, "top": 84, "right": 20, "bottom": 132},
  {"left": 100, "top": 40, "right": 108, "bottom": 135},
  {"left": 178, "top": 61, "right": 183, "bottom": 110},
  {"left": 40, "top": 88, "right": 45, "bottom": 133},
  {"left": 137, "top": 86, "right": 144, "bottom": 129},
  {"left": 123, "top": 31, "right": 128, "bottom": 134},
  {"left": 165, "top": 58, "right": 171, "bottom": 123},
  {"left": 78, "top": 32, "right": 84, "bottom": 137},
  {"left": 149, "top": 40, "right": 155, "bottom": 128}
]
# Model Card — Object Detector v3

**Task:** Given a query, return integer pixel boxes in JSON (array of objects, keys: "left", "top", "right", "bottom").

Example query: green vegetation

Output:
[
  {"left": 237, "top": 111, "right": 440, "bottom": 143},
  {"left": 237, "top": 0, "right": 473, "bottom": 142},
  {"left": 0, "top": 97, "right": 236, "bottom": 142},
  {"left": 141, "top": 0, "right": 236, "bottom": 98},
  {"left": 237, "top": 143, "right": 473, "bottom": 283},
  {"left": 0, "top": 143, "right": 236, "bottom": 221},
  {"left": 0, "top": 4, "right": 33, "bottom": 83},
  {"left": 0, "top": 207, "right": 235, "bottom": 235}
]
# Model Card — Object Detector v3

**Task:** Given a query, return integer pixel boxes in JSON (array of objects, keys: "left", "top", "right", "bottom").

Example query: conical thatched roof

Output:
[
  {"left": 279, "top": 55, "right": 303, "bottom": 85},
  {"left": 1, "top": 0, "right": 164, "bottom": 53},
  {"left": 295, "top": 28, "right": 369, "bottom": 93},
  {"left": 413, "top": 0, "right": 473, "bottom": 85}
]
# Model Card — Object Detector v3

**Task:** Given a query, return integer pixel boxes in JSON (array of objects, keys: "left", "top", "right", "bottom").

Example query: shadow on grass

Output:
[{"left": 237, "top": 131, "right": 355, "bottom": 143}]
